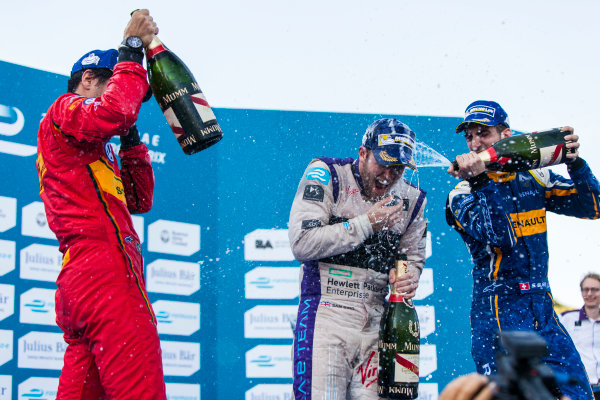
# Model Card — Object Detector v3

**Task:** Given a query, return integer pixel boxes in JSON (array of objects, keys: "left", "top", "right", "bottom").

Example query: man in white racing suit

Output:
[{"left": 288, "top": 118, "right": 427, "bottom": 399}]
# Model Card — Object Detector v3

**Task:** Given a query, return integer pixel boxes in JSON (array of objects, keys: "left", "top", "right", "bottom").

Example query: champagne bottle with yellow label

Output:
[
  {"left": 146, "top": 36, "right": 223, "bottom": 155},
  {"left": 451, "top": 128, "right": 574, "bottom": 172},
  {"left": 378, "top": 254, "right": 420, "bottom": 399}
]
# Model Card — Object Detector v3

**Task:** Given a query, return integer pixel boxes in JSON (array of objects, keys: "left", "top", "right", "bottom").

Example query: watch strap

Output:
[{"left": 117, "top": 43, "right": 144, "bottom": 65}]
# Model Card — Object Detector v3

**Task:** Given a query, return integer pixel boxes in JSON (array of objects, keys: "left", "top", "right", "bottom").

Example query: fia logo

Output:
[{"left": 255, "top": 240, "right": 273, "bottom": 249}]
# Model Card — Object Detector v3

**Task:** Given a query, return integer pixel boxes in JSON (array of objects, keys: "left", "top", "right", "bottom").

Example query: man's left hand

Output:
[
  {"left": 388, "top": 264, "right": 420, "bottom": 299},
  {"left": 562, "top": 126, "right": 579, "bottom": 160}
]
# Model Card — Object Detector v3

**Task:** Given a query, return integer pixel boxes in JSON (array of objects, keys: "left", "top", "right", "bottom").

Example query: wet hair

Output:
[
  {"left": 494, "top": 123, "right": 509, "bottom": 134},
  {"left": 580, "top": 272, "right": 600, "bottom": 289},
  {"left": 67, "top": 68, "right": 113, "bottom": 93}
]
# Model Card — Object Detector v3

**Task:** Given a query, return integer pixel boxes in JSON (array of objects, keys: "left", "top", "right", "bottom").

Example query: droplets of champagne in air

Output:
[{"left": 402, "top": 140, "right": 451, "bottom": 191}]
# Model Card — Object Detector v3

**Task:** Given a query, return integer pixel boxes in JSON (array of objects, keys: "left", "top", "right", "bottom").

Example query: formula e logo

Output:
[
  {"left": 0, "top": 103, "right": 36, "bottom": 157},
  {"left": 305, "top": 167, "right": 330, "bottom": 185},
  {"left": 0, "top": 104, "right": 24, "bottom": 136}
]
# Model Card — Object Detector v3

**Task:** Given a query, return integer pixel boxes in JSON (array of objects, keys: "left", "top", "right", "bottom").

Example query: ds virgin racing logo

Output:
[{"left": 0, "top": 103, "right": 36, "bottom": 157}]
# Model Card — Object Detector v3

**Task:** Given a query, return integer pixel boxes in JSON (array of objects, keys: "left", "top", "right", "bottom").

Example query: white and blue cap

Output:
[
  {"left": 455, "top": 100, "right": 510, "bottom": 133},
  {"left": 70, "top": 49, "right": 118, "bottom": 76},
  {"left": 362, "top": 118, "right": 417, "bottom": 169}
]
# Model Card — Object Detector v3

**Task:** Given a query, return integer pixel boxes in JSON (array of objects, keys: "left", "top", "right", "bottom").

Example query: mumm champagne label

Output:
[
  {"left": 538, "top": 144, "right": 565, "bottom": 167},
  {"left": 162, "top": 85, "right": 220, "bottom": 140},
  {"left": 388, "top": 386, "right": 416, "bottom": 397},
  {"left": 394, "top": 353, "right": 419, "bottom": 382}
]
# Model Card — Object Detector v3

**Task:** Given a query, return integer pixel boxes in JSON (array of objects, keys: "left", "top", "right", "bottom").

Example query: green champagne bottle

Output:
[
  {"left": 146, "top": 36, "right": 223, "bottom": 155},
  {"left": 452, "top": 128, "right": 575, "bottom": 172},
  {"left": 378, "top": 254, "right": 420, "bottom": 399}
]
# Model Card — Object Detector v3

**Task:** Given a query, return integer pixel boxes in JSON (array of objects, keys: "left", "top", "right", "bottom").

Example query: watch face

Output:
[{"left": 127, "top": 36, "right": 143, "bottom": 49}]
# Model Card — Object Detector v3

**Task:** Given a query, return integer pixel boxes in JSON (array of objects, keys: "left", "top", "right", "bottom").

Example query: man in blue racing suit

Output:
[{"left": 446, "top": 100, "right": 599, "bottom": 399}]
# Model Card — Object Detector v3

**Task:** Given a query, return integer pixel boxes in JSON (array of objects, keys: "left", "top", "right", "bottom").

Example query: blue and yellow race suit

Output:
[{"left": 447, "top": 158, "right": 599, "bottom": 400}]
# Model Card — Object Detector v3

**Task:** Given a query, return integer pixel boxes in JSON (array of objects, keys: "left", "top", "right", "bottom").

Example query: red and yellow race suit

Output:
[{"left": 36, "top": 61, "right": 166, "bottom": 400}]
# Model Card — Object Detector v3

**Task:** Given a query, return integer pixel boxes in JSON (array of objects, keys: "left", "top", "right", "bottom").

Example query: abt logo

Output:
[{"left": 0, "top": 103, "right": 35, "bottom": 157}]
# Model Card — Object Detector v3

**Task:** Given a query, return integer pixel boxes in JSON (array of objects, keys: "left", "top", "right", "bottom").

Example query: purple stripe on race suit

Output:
[
  {"left": 352, "top": 159, "right": 365, "bottom": 196},
  {"left": 317, "top": 157, "right": 354, "bottom": 203},
  {"left": 293, "top": 260, "right": 321, "bottom": 400},
  {"left": 408, "top": 188, "right": 426, "bottom": 226}
]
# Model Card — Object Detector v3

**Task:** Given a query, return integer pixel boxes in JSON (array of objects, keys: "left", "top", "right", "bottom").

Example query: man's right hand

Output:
[
  {"left": 124, "top": 9, "right": 158, "bottom": 48},
  {"left": 448, "top": 151, "right": 486, "bottom": 180},
  {"left": 367, "top": 196, "right": 404, "bottom": 232}
]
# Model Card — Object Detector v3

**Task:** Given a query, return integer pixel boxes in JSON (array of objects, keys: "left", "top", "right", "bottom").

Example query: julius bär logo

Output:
[{"left": 0, "top": 103, "right": 36, "bottom": 157}]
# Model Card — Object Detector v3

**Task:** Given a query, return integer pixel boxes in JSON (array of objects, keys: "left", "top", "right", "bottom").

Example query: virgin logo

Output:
[
  {"left": 358, "top": 351, "right": 378, "bottom": 388},
  {"left": 346, "top": 185, "right": 360, "bottom": 196}
]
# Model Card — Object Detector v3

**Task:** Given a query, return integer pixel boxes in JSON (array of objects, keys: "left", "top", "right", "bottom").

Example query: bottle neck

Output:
[
  {"left": 389, "top": 258, "right": 408, "bottom": 302},
  {"left": 389, "top": 293, "right": 405, "bottom": 303},
  {"left": 146, "top": 36, "right": 166, "bottom": 59}
]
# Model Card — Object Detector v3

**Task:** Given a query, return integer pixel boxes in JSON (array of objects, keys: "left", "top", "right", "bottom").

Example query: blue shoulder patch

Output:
[{"left": 305, "top": 167, "right": 331, "bottom": 185}]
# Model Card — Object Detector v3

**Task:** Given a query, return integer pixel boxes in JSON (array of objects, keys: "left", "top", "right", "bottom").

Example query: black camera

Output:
[{"left": 491, "top": 330, "right": 564, "bottom": 400}]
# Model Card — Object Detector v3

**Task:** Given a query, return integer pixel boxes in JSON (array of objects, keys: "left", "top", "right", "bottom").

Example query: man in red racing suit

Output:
[{"left": 35, "top": 10, "right": 166, "bottom": 399}]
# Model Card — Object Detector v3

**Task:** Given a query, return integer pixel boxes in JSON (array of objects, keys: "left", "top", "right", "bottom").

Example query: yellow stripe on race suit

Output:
[
  {"left": 36, "top": 152, "right": 46, "bottom": 195},
  {"left": 544, "top": 187, "right": 578, "bottom": 198},
  {"left": 88, "top": 157, "right": 126, "bottom": 204},
  {"left": 454, "top": 218, "right": 465, "bottom": 231},
  {"left": 492, "top": 247, "right": 502, "bottom": 280},
  {"left": 494, "top": 295, "right": 502, "bottom": 332},
  {"left": 510, "top": 209, "right": 547, "bottom": 237},
  {"left": 488, "top": 171, "right": 516, "bottom": 183},
  {"left": 61, "top": 248, "right": 71, "bottom": 269}
]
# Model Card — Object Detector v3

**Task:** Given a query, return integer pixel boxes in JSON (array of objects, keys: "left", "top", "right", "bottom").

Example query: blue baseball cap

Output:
[
  {"left": 362, "top": 118, "right": 417, "bottom": 169},
  {"left": 70, "top": 49, "right": 118, "bottom": 76},
  {"left": 455, "top": 100, "right": 510, "bottom": 133}
]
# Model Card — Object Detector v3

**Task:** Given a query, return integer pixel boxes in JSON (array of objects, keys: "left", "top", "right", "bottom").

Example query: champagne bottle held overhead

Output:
[
  {"left": 378, "top": 254, "right": 420, "bottom": 399},
  {"left": 451, "top": 128, "right": 574, "bottom": 173},
  {"left": 146, "top": 36, "right": 223, "bottom": 155}
]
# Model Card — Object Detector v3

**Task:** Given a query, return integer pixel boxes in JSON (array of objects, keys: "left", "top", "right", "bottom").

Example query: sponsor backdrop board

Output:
[{"left": 0, "top": 60, "right": 474, "bottom": 399}]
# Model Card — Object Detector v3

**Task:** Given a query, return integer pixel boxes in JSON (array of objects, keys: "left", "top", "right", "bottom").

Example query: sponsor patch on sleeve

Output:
[
  {"left": 303, "top": 185, "right": 325, "bottom": 202},
  {"left": 402, "top": 198, "right": 410, "bottom": 211},
  {"left": 301, "top": 219, "right": 322, "bottom": 229},
  {"left": 305, "top": 167, "right": 331, "bottom": 185}
]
